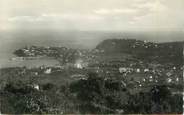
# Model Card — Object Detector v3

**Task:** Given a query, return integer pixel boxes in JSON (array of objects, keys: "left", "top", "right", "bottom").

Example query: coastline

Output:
[{"left": 10, "top": 56, "right": 56, "bottom": 61}]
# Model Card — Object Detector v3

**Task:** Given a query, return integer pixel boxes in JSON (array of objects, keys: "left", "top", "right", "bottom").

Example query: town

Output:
[
  {"left": 0, "top": 39, "right": 183, "bottom": 114},
  {"left": 12, "top": 39, "right": 183, "bottom": 92}
]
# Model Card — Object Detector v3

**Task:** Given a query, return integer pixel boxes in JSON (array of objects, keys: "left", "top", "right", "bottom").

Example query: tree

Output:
[{"left": 55, "top": 48, "right": 77, "bottom": 65}]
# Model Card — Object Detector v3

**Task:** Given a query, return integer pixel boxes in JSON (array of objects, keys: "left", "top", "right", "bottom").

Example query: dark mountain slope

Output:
[{"left": 95, "top": 39, "right": 184, "bottom": 65}]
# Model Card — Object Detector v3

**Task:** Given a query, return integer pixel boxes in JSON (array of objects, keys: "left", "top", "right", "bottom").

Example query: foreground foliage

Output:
[{"left": 0, "top": 71, "right": 182, "bottom": 114}]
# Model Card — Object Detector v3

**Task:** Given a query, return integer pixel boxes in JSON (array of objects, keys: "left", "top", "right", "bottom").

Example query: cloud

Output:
[
  {"left": 8, "top": 16, "right": 44, "bottom": 22},
  {"left": 133, "top": 0, "right": 167, "bottom": 12},
  {"left": 94, "top": 8, "right": 137, "bottom": 15},
  {"left": 127, "top": 0, "right": 169, "bottom": 27},
  {"left": 7, "top": 13, "right": 104, "bottom": 23},
  {"left": 1, "top": 0, "right": 184, "bottom": 31}
]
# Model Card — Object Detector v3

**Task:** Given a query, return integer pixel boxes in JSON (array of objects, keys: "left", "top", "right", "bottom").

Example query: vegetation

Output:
[{"left": 0, "top": 70, "right": 183, "bottom": 114}]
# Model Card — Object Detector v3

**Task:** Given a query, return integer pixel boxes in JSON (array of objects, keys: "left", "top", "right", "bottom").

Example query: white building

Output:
[
  {"left": 142, "top": 78, "right": 146, "bottom": 82},
  {"left": 136, "top": 68, "right": 140, "bottom": 73},
  {"left": 33, "top": 84, "right": 39, "bottom": 90},
  {"left": 45, "top": 68, "right": 52, "bottom": 74},
  {"left": 149, "top": 76, "right": 153, "bottom": 82},
  {"left": 144, "top": 69, "right": 149, "bottom": 73},
  {"left": 119, "top": 67, "right": 127, "bottom": 73},
  {"left": 75, "top": 63, "right": 83, "bottom": 69},
  {"left": 167, "top": 78, "right": 172, "bottom": 83},
  {"left": 176, "top": 77, "right": 179, "bottom": 82},
  {"left": 34, "top": 72, "right": 38, "bottom": 76}
]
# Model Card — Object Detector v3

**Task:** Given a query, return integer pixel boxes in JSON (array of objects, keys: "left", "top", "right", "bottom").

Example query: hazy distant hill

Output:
[{"left": 96, "top": 39, "right": 184, "bottom": 65}]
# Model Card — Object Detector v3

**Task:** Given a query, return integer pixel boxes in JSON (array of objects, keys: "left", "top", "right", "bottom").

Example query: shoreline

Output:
[{"left": 10, "top": 56, "right": 56, "bottom": 61}]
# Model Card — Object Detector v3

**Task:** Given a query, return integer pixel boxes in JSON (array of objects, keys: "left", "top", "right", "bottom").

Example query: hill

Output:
[{"left": 95, "top": 39, "right": 184, "bottom": 65}]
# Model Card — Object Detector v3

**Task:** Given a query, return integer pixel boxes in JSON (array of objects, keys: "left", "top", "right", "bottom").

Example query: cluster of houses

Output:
[
  {"left": 118, "top": 64, "right": 181, "bottom": 88},
  {"left": 19, "top": 46, "right": 51, "bottom": 57},
  {"left": 17, "top": 46, "right": 76, "bottom": 58},
  {"left": 87, "top": 57, "right": 182, "bottom": 89},
  {"left": 12, "top": 44, "right": 182, "bottom": 93},
  {"left": 131, "top": 40, "right": 159, "bottom": 49},
  {"left": 119, "top": 67, "right": 150, "bottom": 74}
]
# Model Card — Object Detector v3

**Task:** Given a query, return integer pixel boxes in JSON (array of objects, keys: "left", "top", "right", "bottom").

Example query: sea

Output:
[{"left": 0, "top": 29, "right": 183, "bottom": 68}]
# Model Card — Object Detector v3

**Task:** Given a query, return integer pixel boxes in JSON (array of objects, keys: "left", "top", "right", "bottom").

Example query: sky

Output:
[{"left": 0, "top": 0, "right": 184, "bottom": 31}]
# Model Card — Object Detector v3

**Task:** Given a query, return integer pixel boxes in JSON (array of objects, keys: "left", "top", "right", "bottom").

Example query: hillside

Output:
[{"left": 95, "top": 39, "right": 184, "bottom": 65}]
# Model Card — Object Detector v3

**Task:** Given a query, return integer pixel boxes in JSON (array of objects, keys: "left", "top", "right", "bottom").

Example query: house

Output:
[
  {"left": 136, "top": 68, "right": 140, "bottom": 73},
  {"left": 167, "top": 78, "right": 172, "bottom": 83},
  {"left": 33, "top": 84, "right": 39, "bottom": 90},
  {"left": 119, "top": 67, "right": 132, "bottom": 73},
  {"left": 119, "top": 67, "right": 127, "bottom": 73},
  {"left": 45, "top": 68, "right": 52, "bottom": 74},
  {"left": 144, "top": 69, "right": 149, "bottom": 73},
  {"left": 149, "top": 76, "right": 153, "bottom": 82},
  {"left": 75, "top": 63, "right": 83, "bottom": 69},
  {"left": 34, "top": 72, "right": 38, "bottom": 76},
  {"left": 176, "top": 77, "right": 179, "bottom": 82}
]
